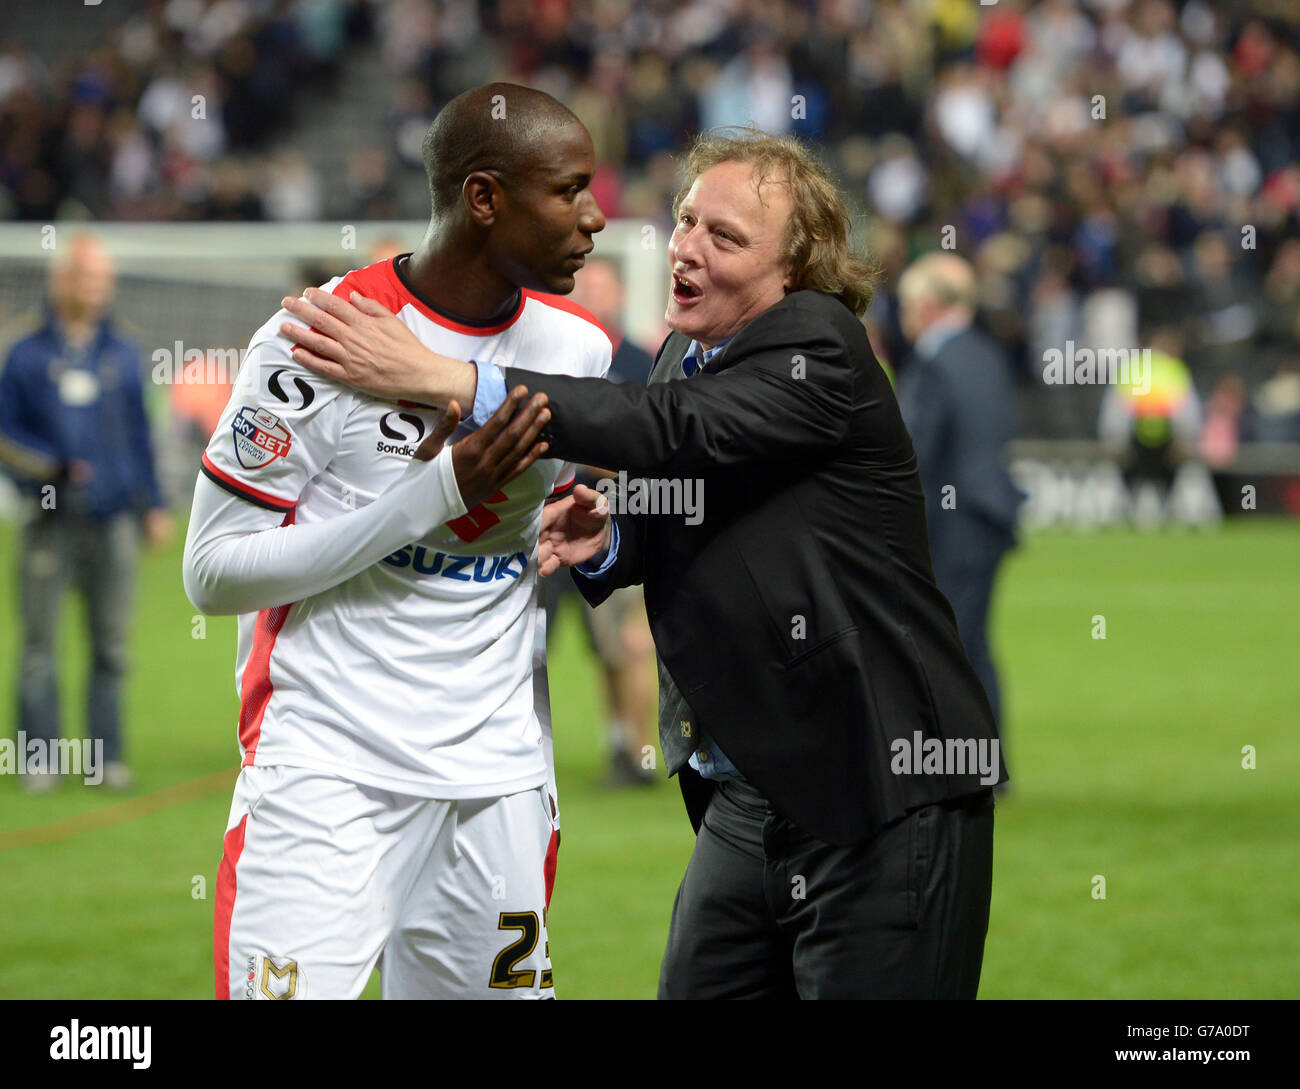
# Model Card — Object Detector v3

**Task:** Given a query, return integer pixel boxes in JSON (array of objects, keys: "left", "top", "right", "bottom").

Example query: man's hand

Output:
[
  {"left": 441, "top": 386, "right": 550, "bottom": 510},
  {"left": 538, "top": 484, "right": 611, "bottom": 577},
  {"left": 278, "top": 287, "right": 475, "bottom": 407}
]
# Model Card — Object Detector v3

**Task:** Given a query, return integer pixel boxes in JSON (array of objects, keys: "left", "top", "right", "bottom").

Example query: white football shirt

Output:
[{"left": 194, "top": 255, "right": 611, "bottom": 799}]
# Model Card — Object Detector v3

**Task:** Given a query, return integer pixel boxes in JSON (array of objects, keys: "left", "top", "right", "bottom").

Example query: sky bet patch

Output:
[{"left": 232, "top": 406, "right": 292, "bottom": 470}]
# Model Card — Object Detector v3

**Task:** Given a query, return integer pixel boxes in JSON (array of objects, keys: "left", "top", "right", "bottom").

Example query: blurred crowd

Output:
[
  {"left": 2, "top": 0, "right": 1299, "bottom": 441},
  {"left": 0, "top": 0, "right": 374, "bottom": 221}
]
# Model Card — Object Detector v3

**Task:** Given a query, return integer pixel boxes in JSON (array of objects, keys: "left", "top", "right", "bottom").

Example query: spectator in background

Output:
[
  {"left": 896, "top": 254, "right": 1025, "bottom": 738},
  {"left": 344, "top": 145, "right": 399, "bottom": 220},
  {"left": 1200, "top": 373, "right": 1249, "bottom": 470},
  {"left": 1099, "top": 325, "right": 1203, "bottom": 525},
  {"left": 1253, "top": 359, "right": 1300, "bottom": 443},
  {"left": 1189, "top": 229, "right": 1258, "bottom": 386},
  {"left": 0, "top": 234, "right": 171, "bottom": 792},
  {"left": 1199, "top": 371, "right": 1254, "bottom": 515},
  {"left": 1261, "top": 239, "right": 1300, "bottom": 357},
  {"left": 577, "top": 258, "right": 654, "bottom": 389},
  {"left": 699, "top": 32, "right": 794, "bottom": 137},
  {"left": 539, "top": 258, "right": 658, "bottom": 788},
  {"left": 262, "top": 150, "right": 324, "bottom": 222}
]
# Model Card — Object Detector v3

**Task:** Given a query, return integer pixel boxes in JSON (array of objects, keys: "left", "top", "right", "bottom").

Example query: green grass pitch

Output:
[{"left": 0, "top": 518, "right": 1296, "bottom": 999}]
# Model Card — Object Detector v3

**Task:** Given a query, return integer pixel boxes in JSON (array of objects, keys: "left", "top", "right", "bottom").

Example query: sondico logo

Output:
[
  {"left": 377, "top": 411, "right": 427, "bottom": 456},
  {"left": 267, "top": 367, "right": 316, "bottom": 410},
  {"left": 247, "top": 955, "right": 303, "bottom": 1000}
]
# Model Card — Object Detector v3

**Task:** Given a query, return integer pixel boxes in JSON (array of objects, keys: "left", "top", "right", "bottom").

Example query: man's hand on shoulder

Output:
[{"left": 278, "top": 287, "right": 477, "bottom": 408}]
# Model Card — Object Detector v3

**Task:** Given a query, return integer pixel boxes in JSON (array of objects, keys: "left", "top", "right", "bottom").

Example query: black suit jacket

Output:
[
  {"left": 506, "top": 291, "right": 1004, "bottom": 844},
  {"left": 896, "top": 325, "right": 1025, "bottom": 575}
]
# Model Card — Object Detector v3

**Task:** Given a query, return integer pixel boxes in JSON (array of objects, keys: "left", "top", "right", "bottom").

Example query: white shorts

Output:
[{"left": 214, "top": 765, "right": 559, "bottom": 1000}]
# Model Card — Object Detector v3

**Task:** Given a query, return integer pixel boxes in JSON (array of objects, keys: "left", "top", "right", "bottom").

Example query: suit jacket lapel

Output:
[
  {"left": 650, "top": 331, "right": 693, "bottom": 386},
  {"left": 649, "top": 330, "right": 745, "bottom": 384},
  {"left": 699, "top": 338, "right": 740, "bottom": 375}
]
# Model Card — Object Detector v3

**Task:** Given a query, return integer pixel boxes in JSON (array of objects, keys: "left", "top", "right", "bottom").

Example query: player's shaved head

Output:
[
  {"left": 406, "top": 82, "right": 603, "bottom": 303},
  {"left": 422, "top": 83, "right": 583, "bottom": 217}
]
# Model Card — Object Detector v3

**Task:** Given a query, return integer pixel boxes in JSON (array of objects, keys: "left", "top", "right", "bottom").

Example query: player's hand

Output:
[
  {"left": 451, "top": 386, "right": 550, "bottom": 510},
  {"left": 412, "top": 400, "right": 463, "bottom": 462},
  {"left": 538, "top": 484, "right": 611, "bottom": 577},
  {"left": 278, "top": 287, "right": 463, "bottom": 404}
]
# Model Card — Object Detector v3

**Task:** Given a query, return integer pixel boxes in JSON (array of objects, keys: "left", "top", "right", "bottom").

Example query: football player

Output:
[{"left": 184, "top": 84, "right": 609, "bottom": 999}]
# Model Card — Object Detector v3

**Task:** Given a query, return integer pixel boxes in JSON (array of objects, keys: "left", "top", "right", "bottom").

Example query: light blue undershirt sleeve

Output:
[
  {"left": 469, "top": 360, "right": 508, "bottom": 429},
  {"left": 573, "top": 518, "right": 620, "bottom": 579}
]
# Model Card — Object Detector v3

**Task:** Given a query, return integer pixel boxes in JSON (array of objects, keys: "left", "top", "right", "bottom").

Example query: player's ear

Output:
[{"left": 463, "top": 172, "right": 503, "bottom": 229}]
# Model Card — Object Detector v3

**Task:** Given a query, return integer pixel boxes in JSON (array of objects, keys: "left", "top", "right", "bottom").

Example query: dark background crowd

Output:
[{"left": 2, "top": 0, "right": 1299, "bottom": 444}]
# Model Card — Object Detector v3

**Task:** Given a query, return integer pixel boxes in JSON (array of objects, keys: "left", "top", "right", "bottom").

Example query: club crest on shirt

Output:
[{"left": 231, "top": 406, "right": 292, "bottom": 470}]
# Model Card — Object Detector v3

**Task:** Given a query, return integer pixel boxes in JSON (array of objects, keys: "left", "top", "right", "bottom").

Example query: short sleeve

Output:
[{"left": 199, "top": 316, "right": 347, "bottom": 512}]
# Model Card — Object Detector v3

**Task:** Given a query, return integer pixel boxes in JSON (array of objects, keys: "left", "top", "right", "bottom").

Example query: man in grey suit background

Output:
[{"left": 897, "top": 254, "right": 1025, "bottom": 738}]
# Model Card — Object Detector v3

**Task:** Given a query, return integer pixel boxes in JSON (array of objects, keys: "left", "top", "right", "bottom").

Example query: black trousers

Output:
[{"left": 658, "top": 779, "right": 994, "bottom": 999}]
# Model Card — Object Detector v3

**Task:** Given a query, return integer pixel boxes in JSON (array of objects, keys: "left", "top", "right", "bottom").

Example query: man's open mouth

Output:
[{"left": 672, "top": 274, "right": 702, "bottom": 303}]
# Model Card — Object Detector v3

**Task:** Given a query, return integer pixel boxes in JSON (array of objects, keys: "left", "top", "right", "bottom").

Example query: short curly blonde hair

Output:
[{"left": 673, "top": 127, "right": 879, "bottom": 317}]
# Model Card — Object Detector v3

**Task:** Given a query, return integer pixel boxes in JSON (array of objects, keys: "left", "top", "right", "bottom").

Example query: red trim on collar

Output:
[{"left": 335, "top": 258, "right": 527, "bottom": 337}]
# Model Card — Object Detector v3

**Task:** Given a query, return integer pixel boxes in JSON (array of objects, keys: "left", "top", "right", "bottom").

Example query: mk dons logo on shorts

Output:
[
  {"left": 232, "top": 406, "right": 293, "bottom": 470},
  {"left": 254, "top": 955, "right": 303, "bottom": 1000}
]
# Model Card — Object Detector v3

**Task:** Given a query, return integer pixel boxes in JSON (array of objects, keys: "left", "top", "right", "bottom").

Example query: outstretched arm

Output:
[
  {"left": 280, "top": 290, "right": 854, "bottom": 477},
  {"left": 185, "top": 443, "right": 461, "bottom": 615},
  {"left": 185, "top": 391, "right": 551, "bottom": 615},
  {"left": 503, "top": 306, "right": 852, "bottom": 475}
]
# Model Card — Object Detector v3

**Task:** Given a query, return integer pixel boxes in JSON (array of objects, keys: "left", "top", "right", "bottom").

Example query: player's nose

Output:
[{"left": 579, "top": 190, "right": 606, "bottom": 235}]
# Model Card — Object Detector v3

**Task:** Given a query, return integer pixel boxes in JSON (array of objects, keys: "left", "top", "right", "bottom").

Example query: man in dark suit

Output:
[
  {"left": 896, "top": 254, "right": 1025, "bottom": 732},
  {"left": 280, "top": 130, "right": 1006, "bottom": 999},
  {"left": 540, "top": 256, "right": 660, "bottom": 788}
]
